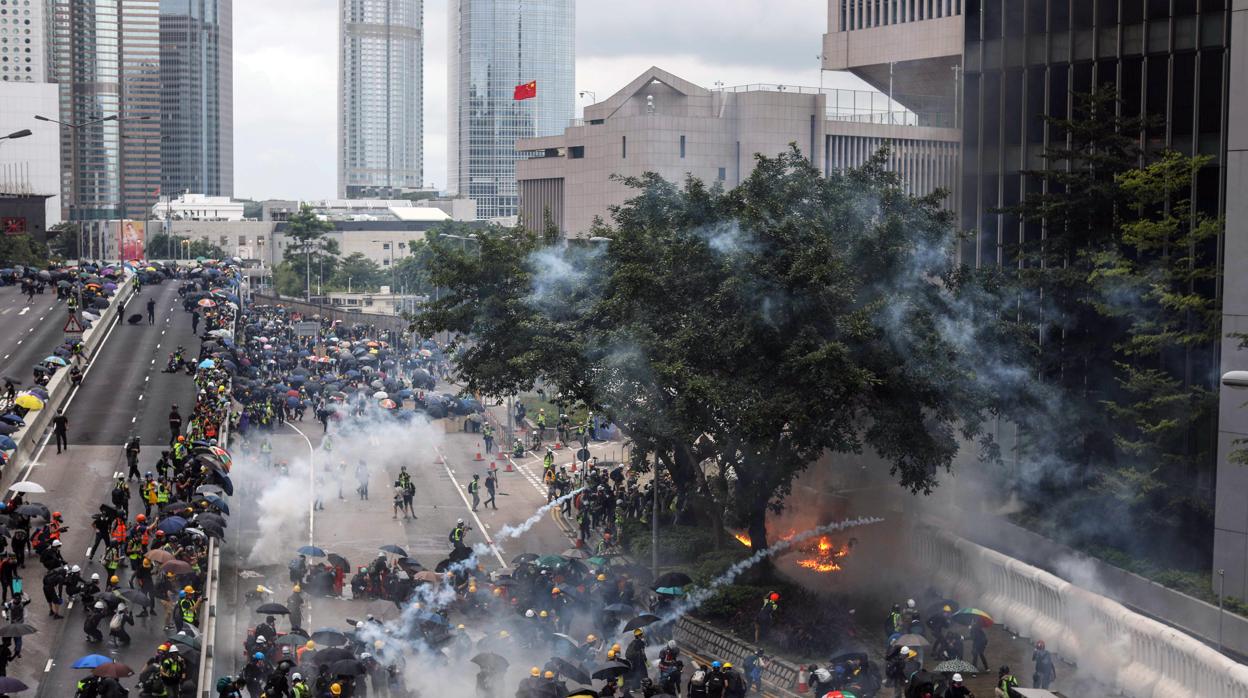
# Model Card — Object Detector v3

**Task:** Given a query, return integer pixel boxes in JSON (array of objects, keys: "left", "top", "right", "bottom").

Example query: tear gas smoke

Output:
[
  {"left": 664, "top": 516, "right": 885, "bottom": 622},
  {"left": 488, "top": 488, "right": 585, "bottom": 553}
]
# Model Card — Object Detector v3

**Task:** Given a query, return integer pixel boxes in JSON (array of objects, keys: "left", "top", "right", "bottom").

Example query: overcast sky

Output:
[{"left": 233, "top": 0, "right": 871, "bottom": 200}]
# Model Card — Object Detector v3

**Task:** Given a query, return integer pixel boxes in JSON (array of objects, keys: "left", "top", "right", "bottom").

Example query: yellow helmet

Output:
[
  {"left": 586, "top": 634, "right": 597, "bottom": 643},
  {"left": 183, "top": 585, "right": 195, "bottom": 594},
  {"left": 530, "top": 667, "right": 540, "bottom": 677},
  {"left": 292, "top": 585, "right": 301, "bottom": 593},
  {"left": 539, "top": 610, "right": 548, "bottom": 618},
  {"left": 544, "top": 671, "right": 555, "bottom": 679},
  {"left": 596, "top": 574, "right": 607, "bottom": 582},
  {"left": 457, "top": 624, "right": 466, "bottom": 630},
  {"left": 374, "top": 640, "right": 384, "bottom": 649},
  {"left": 607, "top": 650, "right": 616, "bottom": 659},
  {"left": 305, "top": 641, "right": 315, "bottom": 649},
  {"left": 255, "top": 585, "right": 265, "bottom": 593},
  {"left": 633, "top": 628, "right": 643, "bottom": 637},
  {"left": 109, "top": 575, "right": 120, "bottom": 584},
  {"left": 724, "top": 662, "right": 733, "bottom": 669},
  {"left": 499, "top": 630, "right": 510, "bottom": 639},
  {"left": 611, "top": 643, "right": 621, "bottom": 652},
  {"left": 330, "top": 683, "right": 342, "bottom": 696},
  {"left": 551, "top": 587, "right": 560, "bottom": 594}
]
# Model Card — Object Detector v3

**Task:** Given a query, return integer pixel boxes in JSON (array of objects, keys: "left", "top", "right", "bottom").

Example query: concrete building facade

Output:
[
  {"left": 824, "top": 1, "right": 1248, "bottom": 601},
  {"left": 515, "top": 67, "right": 960, "bottom": 237},
  {"left": 150, "top": 192, "right": 242, "bottom": 221},
  {"left": 160, "top": 0, "right": 233, "bottom": 198},
  {"left": 448, "top": 0, "right": 574, "bottom": 220},
  {"left": 0, "top": 0, "right": 49, "bottom": 83},
  {"left": 338, "top": 0, "right": 423, "bottom": 198}
]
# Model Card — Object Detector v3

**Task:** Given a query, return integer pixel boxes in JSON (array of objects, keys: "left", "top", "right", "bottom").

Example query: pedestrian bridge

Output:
[{"left": 912, "top": 526, "right": 1248, "bottom": 698}]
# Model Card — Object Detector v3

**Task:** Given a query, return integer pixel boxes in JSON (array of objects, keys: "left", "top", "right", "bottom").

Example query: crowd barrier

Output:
[
  {"left": 674, "top": 616, "right": 802, "bottom": 695},
  {"left": 912, "top": 526, "right": 1248, "bottom": 697}
]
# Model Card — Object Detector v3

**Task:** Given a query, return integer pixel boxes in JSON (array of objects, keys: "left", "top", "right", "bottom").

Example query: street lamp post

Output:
[
  {"left": 35, "top": 113, "right": 151, "bottom": 260},
  {"left": 0, "top": 129, "right": 32, "bottom": 147}
]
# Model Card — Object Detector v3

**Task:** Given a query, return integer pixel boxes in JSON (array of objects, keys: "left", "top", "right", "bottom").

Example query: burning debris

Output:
[{"left": 733, "top": 530, "right": 855, "bottom": 573}]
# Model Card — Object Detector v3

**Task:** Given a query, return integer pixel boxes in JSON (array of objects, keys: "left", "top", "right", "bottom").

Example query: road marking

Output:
[
  {"left": 16, "top": 340, "right": 21, "bottom": 345},
  {"left": 434, "top": 445, "right": 508, "bottom": 568},
  {"left": 282, "top": 422, "right": 317, "bottom": 630},
  {"left": 2, "top": 355, "right": 7, "bottom": 360},
  {"left": 38, "top": 315, "right": 44, "bottom": 321},
  {"left": 132, "top": 416, "right": 137, "bottom": 422},
  {"left": 18, "top": 307, "right": 28, "bottom": 316},
  {"left": 138, "top": 395, "right": 143, "bottom": 401},
  {"left": 43, "top": 659, "right": 52, "bottom": 673},
  {"left": 145, "top": 376, "right": 149, "bottom": 382},
  {"left": 0, "top": 308, "right": 9, "bottom": 315}
]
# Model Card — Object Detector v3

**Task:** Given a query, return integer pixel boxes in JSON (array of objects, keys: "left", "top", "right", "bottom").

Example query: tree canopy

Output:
[{"left": 420, "top": 147, "right": 1019, "bottom": 550}]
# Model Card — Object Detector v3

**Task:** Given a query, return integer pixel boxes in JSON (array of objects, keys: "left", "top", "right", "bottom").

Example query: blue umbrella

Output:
[
  {"left": 157, "top": 516, "right": 188, "bottom": 534},
  {"left": 654, "top": 586, "right": 686, "bottom": 597},
  {"left": 212, "top": 471, "right": 234, "bottom": 496},
  {"left": 0, "top": 415, "right": 23, "bottom": 426},
  {"left": 198, "top": 359, "right": 216, "bottom": 369},
  {"left": 203, "top": 494, "right": 230, "bottom": 514},
  {"left": 297, "top": 546, "right": 327, "bottom": 557},
  {"left": 0, "top": 436, "right": 16, "bottom": 451},
  {"left": 72, "top": 654, "right": 114, "bottom": 669}
]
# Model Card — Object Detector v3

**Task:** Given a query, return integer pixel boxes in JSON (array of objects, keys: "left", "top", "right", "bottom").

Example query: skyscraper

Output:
[
  {"left": 160, "top": 0, "right": 233, "bottom": 198},
  {"left": 339, "top": 0, "right": 423, "bottom": 199},
  {"left": 0, "top": 0, "right": 50, "bottom": 82},
  {"left": 448, "top": 0, "right": 574, "bottom": 220},
  {"left": 49, "top": 0, "right": 162, "bottom": 226}
]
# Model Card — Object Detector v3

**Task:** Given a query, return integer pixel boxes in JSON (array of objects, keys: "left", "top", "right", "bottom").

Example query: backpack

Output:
[
  {"left": 109, "top": 612, "right": 125, "bottom": 630},
  {"left": 142, "top": 670, "right": 165, "bottom": 694},
  {"left": 689, "top": 670, "right": 705, "bottom": 686},
  {"left": 216, "top": 677, "right": 233, "bottom": 692}
]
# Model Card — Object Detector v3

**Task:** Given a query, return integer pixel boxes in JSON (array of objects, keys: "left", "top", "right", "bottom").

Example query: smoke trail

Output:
[
  {"left": 663, "top": 516, "right": 886, "bottom": 622},
  {"left": 489, "top": 488, "right": 586, "bottom": 552}
]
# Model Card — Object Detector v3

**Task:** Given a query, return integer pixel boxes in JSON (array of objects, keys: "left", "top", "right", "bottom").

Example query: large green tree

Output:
[
  {"left": 46, "top": 222, "right": 81, "bottom": 260},
  {"left": 421, "top": 147, "right": 1017, "bottom": 551},
  {"left": 0, "top": 234, "right": 48, "bottom": 267},
  {"left": 332, "top": 252, "right": 384, "bottom": 292},
  {"left": 280, "top": 205, "right": 339, "bottom": 297},
  {"left": 146, "top": 233, "right": 228, "bottom": 260}
]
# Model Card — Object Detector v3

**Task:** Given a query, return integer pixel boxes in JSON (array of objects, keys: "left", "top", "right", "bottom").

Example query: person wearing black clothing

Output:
[
  {"left": 88, "top": 508, "right": 112, "bottom": 560},
  {"left": 190, "top": 310, "right": 199, "bottom": 335},
  {"left": 125, "top": 437, "right": 142, "bottom": 481},
  {"left": 168, "top": 406, "right": 183, "bottom": 443},
  {"left": 52, "top": 409, "right": 68, "bottom": 454},
  {"left": 147, "top": 298, "right": 156, "bottom": 324},
  {"left": 484, "top": 472, "right": 498, "bottom": 510},
  {"left": 970, "top": 622, "right": 989, "bottom": 672}
]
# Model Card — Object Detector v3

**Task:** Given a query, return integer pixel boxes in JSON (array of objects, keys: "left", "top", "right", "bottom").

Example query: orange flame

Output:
[
  {"left": 734, "top": 532, "right": 752, "bottom": 547},
  {"left": 795, "top": 536, "right": 848, "bottom": 573}
]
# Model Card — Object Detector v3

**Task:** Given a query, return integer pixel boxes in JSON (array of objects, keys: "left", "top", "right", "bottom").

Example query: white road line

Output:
[
  {"left": 434, "top": 445, "right": 508, "bottom": 568},
  {"left": 43, "top": 659, "right": 52, "bottom": 672},
  {"left": 18, "top": 307, "right": 28, "bottom": 316},
  {"left": 19, "top": 297, "right": 128, "bottom": 482},
  {"left": 16, "top": 340, "right": 21, "bottom": 345},
  {"left": 138, "top": 395, "right": 143, "bottom": 401},
  {"left": 2, "top": 355, "right": 7, "bottom": 360}
]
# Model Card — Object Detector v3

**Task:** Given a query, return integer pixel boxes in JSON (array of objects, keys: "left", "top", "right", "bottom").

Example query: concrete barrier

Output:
[
  {"left": 913, "top": 525, "right": 1248, "bottom": 698},
  {"left": 674, "top": 616, "right": 801, "bottom": 696},
  {"left": 2, "top": 276, "right": 135, "bottom": 480}
]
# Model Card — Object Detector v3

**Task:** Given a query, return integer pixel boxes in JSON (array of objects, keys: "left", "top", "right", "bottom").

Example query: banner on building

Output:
[{"left": 119, "top": 219, "right": 145, "bottom": 261}]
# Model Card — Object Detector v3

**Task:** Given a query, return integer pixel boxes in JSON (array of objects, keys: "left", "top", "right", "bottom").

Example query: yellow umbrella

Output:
[
  {"left": 14, "top": 393, "right": 44, "bottom": 411},
  {"left": 144, "top": 266, "right": 157, "bottom": 272}
]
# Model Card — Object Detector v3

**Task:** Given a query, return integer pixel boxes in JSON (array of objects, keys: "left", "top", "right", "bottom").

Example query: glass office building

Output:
[
  {"left": 160, "top": 0, "right": 233, "bottom": 198},
  {"left": 959, "top": 1, "right": 1229, "bottom": 267},
  {"left": 49, "top": 0, "right": 162, "bottom": 223},
  {"left": 339, "top": 0, "right": 423, "bottom": 199},
  {"left": 448, "top": 0, "right": 574, "bottom": 220}
]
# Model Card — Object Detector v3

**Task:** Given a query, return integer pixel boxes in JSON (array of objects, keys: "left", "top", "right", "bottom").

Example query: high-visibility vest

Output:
[{"left": 180, "top": 598, "right": 197, "bottom": 623}]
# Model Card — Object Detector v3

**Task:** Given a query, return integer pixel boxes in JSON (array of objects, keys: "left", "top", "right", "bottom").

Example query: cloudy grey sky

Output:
[{"left": 233, "top": 0, "right": 870, "bottom": 200}]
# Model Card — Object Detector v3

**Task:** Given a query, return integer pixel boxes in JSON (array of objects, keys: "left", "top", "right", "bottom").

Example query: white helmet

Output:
[
  {"left": 51, "top": 539, "right": 62, "bottom": 548},
  {"left": 355, "top": 621, "right": 365, "bottom": 629},
  {"left": 906, "top": 599, "right": 915, "bottom": 609},
  {"left": 360, "top": 652, "right": 371, "bottom": 659},
  {"left": 94, "top": 601, "right": 106, "bottom": 609},
  {"left": 168, "top": 645, "right": 179, "bottom": 653},
  {"left": 667, "top": 640, "right": 676, "bottom": 649},
  {"left": 117, "top": 603, "right": 126, "bottom": 611},
  {"left": 291, "top": 673, "right": 303, "bottom": 682},
  {"left": 900, "top": 646, "right": 911, "bottom": 655},
  {"left": 525, "top": 609, "right": 535, "bottom": 618},
  {"left": 91, "top": 573, "right": 100, "bottom": 581},
  {"left": 71, "top": 565, "right": 81, "bottom": 573},
  {"left": 256, "top": 636, "right": 266, "bottom": 643},
  {"left": 457, "top": 518, "right": 464, "bottom": 525},
  {"left": 952, "top": 673, "right": 963, "bottom": 683}
]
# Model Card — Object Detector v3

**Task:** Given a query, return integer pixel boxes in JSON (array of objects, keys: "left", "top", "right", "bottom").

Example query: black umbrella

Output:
[
  {"left": 312, "top": 647, "right": 354, "bottom": 664},
  {"left": 14, "top": 504, "right": 47, "bottom": 518},
  {"left": 327, "top": 553, "right": 350, "bottom": 570},
  {"left": 0, "top": 623, "right": 37, "bottom": 637},
  {"left": 311, "top": 629, "right": 348, "bottom": 646},
  {"left": 256, "top": 603, "right": 290, "bottom": 615},
  {"left": 622, "top": 614, "right": 661, "bottom": 632},
  {"left": 168, "top": 632, "right": 202, "bottom": 651},
  {"left": 91, "top": 662, "right": 134, "bottom": 678},
  {"left": 379, "top": 544, "right": 407, "bottom": 556},
  {"left": 117, "top": 589, "right": 150, "bottom": 606},
  {"left": 651, "top": 572, "right": 692, "bottom": 589},
  {"left": 549, "top": 657, "right": 592, "bottom": 685},
  {"left": 470, "top": 652, "right": 509, "bottom": 672},
  {"left": 330, "top": 658, "right": 367, "bottom": 676},
  {"left": 0, "top": 676, "right": 29, "bottom": 693},
  {"left": 591, "top": 665, "right": 628, "bottom": 681}
]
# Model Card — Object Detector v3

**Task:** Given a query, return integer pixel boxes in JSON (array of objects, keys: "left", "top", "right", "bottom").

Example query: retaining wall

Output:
[
  {"left": 912, "top": 526, "right": 1248, "bottom": 698},
  {"left": 3, "top": 277, "right": 135, "bottom": 478},
  {"left": 249, "top": 294, "right": 411, "bottom": 336}
]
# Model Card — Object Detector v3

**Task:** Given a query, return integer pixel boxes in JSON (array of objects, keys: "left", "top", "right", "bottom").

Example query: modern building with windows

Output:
[
  {"left": 339, "top": 0, "right": 423, "bottom": 199},
  {"left": 160, "top": 0, "right": 233, "bottom": 198},
  {"left": 0, "top": 0, "right": 49, "bottom": 82},
  {"left": 515, "top": 66, "right": 959, "bottom": 237},
  {"left": 826, "top": 0, "right": 1248, "bottom": 605},
  {"left": 47, "top": 0, "right": 162, "bottom": 235},
  {"left": 448, "top": 0, "right": 574, "bottom": 220}
]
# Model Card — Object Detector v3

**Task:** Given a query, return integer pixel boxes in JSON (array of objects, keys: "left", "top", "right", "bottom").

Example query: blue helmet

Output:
[
  {"left": 253, "top": 652, "right": 265, "bottom": 660},
  {"left": 711, "top": 661, "right": 722, "bottom": 669}
]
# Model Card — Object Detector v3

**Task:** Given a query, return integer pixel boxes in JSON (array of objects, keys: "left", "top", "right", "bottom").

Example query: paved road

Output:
[
  {"left": 0, "top": 285, "right": 68, "bottom": 393},
  {"left": 211, "top": 393, "right": 588, "bottom": 687},
  {"left": 0, "top": 280, "right": 205, "bottom": 697}
]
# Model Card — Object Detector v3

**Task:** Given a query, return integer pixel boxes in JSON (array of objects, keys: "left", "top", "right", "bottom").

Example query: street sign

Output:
[
  {"left": 293, "top": 321, "right": 320, "bottom": 338},
  {"left": 577, "top": 447, "right": 590, "bottom": 463},
  {"left": 63, "top": 312, "right": 84, "bottom": 334}
]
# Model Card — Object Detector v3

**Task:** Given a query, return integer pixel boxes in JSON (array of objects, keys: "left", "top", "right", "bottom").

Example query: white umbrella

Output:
[
  {"left": 372, "top": 391, "right": 388, "bottom": 399},
  {"left": 8, "top": 481, "right": 45, "bottom": 494}
]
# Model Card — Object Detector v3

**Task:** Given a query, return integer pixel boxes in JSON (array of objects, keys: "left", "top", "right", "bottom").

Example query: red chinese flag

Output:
[{"left": 514, "top": 80, "right": 537, "bottom": 101}]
